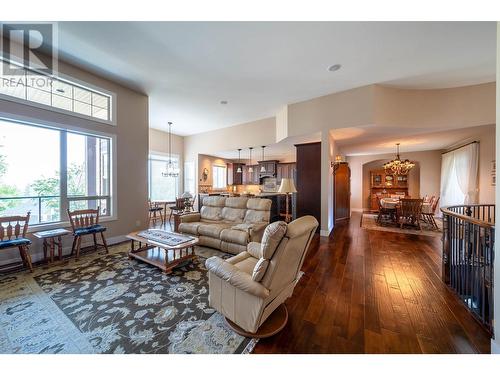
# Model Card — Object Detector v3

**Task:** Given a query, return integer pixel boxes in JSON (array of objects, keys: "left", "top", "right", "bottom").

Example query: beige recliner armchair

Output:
[{"left": 205, "top": 215, "right": 319, "bottom": 336}]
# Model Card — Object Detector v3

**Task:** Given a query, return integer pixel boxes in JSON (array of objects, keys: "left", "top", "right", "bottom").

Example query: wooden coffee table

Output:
[{"left": 126, "top": 230, "right": 199, "bottom": 273}]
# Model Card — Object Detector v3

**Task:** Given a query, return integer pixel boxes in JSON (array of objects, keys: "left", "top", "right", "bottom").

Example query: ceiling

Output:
[
  {"left": 54, "top": 22, "right": 496, "bottom": 136},
  {"left": 332, "top": 124, "right": 496, "bottom": 156}
]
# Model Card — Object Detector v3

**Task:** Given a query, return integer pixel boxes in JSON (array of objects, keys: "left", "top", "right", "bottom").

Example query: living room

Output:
[{"left": 1, "top": 2, "right": 500, "bottom": 374}]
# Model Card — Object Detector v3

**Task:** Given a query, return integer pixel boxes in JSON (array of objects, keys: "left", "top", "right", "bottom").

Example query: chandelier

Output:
[
  {"left": 162, "top": 121, "right": 180, "bottom": 178},
  {"left": 383, "top": 143, "right": 415, "bottom": 176}
]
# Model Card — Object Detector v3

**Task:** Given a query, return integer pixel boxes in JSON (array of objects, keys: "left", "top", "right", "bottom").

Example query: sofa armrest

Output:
[
  {"left": 180, "top": 213, "right": 201, "bottom": 223},
  {"left": 205, "top": 256, "right": 269, "bottom": 299},
  {"left": 249, "top": 222, "right": 267, "bottom": 242}
]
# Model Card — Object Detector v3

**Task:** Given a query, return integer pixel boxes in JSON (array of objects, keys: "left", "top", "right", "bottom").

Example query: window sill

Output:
[{"left": 27, "top": 215, "right": 118, "bottom": 234}]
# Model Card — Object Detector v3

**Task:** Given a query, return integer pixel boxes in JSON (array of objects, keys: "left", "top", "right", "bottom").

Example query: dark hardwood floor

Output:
[{"left": 253, "top": 212, "right": 491, "bottom": 354}]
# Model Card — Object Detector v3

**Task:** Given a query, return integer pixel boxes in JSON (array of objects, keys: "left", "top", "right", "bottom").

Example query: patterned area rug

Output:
[
  {"left": 0, "top": 243, "right": 255, "bottom": 354},
  {"left": 361, "top": 213, "right": 443, "bottom": 238}
]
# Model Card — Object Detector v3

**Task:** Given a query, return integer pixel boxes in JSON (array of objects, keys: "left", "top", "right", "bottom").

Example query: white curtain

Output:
[{"left": 440, "top": 143, "right": 479, "bottom": 207}]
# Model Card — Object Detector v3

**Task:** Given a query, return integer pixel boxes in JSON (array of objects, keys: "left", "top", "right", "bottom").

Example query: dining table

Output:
[
  {"left": 379, "top": 197, "right": 433, "bottom": 224},
  {"left": 151, "top": 200, "right": 175, "bottom": 223}
]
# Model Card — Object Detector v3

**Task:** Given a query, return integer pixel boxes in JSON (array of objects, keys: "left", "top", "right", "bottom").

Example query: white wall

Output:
[
  {"left": 0, "top": 59, "right": 149, "bottom": 266},
  {"left": 476, "top": 125, "right": 496, "bottom": 204}
]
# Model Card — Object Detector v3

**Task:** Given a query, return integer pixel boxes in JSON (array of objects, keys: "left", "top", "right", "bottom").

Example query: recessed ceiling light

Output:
[
  {"left": 327, "top": 64, "right": 342, "bottom": 72},
  {"left": 220, "top": 100, "right": 228, "bottom": 105}
]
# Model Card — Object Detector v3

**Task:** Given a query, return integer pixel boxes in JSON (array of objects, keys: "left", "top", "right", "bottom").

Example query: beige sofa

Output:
[
  {"left": 206, "top": 215, "right": 319, "bottom": 334},
  {"left": 178, "top": 196, "right": 272, "bottom": 254}
]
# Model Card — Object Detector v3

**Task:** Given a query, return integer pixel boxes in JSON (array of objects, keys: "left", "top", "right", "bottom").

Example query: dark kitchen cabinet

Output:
[
  {"left": 276, "top": 162, "right": 296, "bottom": 185},
  {"left": 295, "top": 142, "right": 321, "bottom": 230},
  {"left": 243, "top": 165, "right": 259, "bottom": 185},
  {"left": 258, "top": 160, "right": 278, "bottom": 176},
  {"left": 227, "top": 163, "right": 244, "bottom": 185}
]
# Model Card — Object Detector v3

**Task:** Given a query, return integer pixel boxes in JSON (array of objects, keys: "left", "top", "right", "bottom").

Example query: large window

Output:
[
  {"left": 212, "top": 165, "right": 227, "bottom": 189},
  {"left": 0, "top": 118, "right": 112, "bottom": 226},
  {"left": 0, "top": 58, "right": 114, "bottom": 124},
  {"left": 184, "top": 161, "right": 195, "bottom": 195},
  {"left": 148, "top": 154, "right": 179, "bottom": 201},
  {"left": 440, "top": 143, "right": 479, "bottom": 208}
]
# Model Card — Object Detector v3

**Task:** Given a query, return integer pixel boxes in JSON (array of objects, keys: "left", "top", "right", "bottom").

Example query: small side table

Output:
[
  {"left": 173, "top": 211, "right": 198, "bottom": 233},
  {"left": 33, "top": 229, "right": 71, "bottom": 263}
]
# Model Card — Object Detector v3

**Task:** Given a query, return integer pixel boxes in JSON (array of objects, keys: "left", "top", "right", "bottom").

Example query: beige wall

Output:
[
  {"left": 197, "top": 154, "right": 233, "bottom": 191},
  {"left": 347, "top": 150, "right": 442, "bottom": 212},
  {"left": 0, "top": 59, "right": 149, "bottom": 266},
  {"left": 374, "top": 83, "right": 496, "bottom": 129}
]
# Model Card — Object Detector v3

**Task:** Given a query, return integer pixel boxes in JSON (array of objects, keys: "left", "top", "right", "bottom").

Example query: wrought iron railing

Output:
[{"left": 441, "top": 204, "right": 494, "bottom": 334}]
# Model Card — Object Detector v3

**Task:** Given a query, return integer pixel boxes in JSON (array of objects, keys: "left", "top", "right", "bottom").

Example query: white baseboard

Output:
[
  {"left": 320, "top": 229, "right": 331, "bottom": 237},
  {"left": 351, "top": 208, "right": 363, "bottom": 213}
]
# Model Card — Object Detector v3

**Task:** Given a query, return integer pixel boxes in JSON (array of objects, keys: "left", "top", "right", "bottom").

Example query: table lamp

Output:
[{"left": 278, "top": 178, "right": 297, "bottom": 223}]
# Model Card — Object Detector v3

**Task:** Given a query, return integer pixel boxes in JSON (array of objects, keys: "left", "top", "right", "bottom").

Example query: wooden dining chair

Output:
[
  {"left": 168, "top": 197, "right": 185, "bottom": 222},
  {"left": 397, "top": 198, "right": 424, "bottom": 230},
  {"left": 376, "top": 197, "right": 392, "bottom": 223},
  {"left": 68, "top": 207, "right": 109, "bottom": 261},
  {"left": 0, "top": 212, "right": 33, "bottom": 272},
  {"left": 422, "top": 196, "right": 440, "bottom": 230},
  {"left": 148, "top": 200, "right": 164, "bottom": 225}
]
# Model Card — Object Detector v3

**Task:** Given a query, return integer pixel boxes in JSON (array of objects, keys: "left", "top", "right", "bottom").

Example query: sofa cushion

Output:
[
  {"left": 247, "top": 242, "right": 262, "bottom": 259},
  {"left": 225, "top": 197, "right": 248, "bottom": 208},
  {"left": 261, "top": 221, "right": 287, "bottom": 259},
  {"left": 247, "top": 198, "right": 271, "bottom": 211},
  {"left": 202, "top": 196, "right": 226, "bottom": 207},
  {"left": 221, "top": 207, "right": 246, "bottom": 223},
  {"left": 178, "top": 222, "right": 202, "bottom": 235},
  {"left": 252, "top": 258, "right": 269, "bottom": 282},
  {"left": 198, "top": 223, "right": 232, "bottom": 238},
  {"left": 244, "top": 209, "right": 269, "bottom": 224},
  {"left": 200, "top": 206, "right": 223, "bottom": 221},
  {"left": 220, "top": 228, "right": 249, "bottom": 245}
]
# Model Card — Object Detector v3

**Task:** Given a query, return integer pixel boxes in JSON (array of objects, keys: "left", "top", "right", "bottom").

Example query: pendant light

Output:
[
  {"left": 236, "top": 149, "right": 242, "bottom": 173},
  {"left": 260, "top": 146, "right": 266, "bottom": 173},
  {"left": 248, "top": 147, "right": 254, "bottom": 173},
  {"left": 383, "top": 143, "right": 415, "bottom": 176},
  {"left": 162, "top": 122, "right": 180, "bottom": 178}
]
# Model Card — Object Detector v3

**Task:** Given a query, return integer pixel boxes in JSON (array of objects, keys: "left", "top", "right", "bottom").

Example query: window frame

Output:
[
  {"left": 0, "top": 57, "right": 117, "bottom": 126},
  {"left": 212, "top": 164, "right": 227, "bottom": 190},
  {"left": 0, "top": 113, "right": 117, "bottom": 232}
]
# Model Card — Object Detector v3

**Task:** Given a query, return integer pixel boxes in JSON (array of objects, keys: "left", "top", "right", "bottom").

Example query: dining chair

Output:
[
  {"left": 148, "top": 200, "right": 164, "bottom": 225},
  {"left": 0, "top": 212, "right": 33, "bottom": 272},
  {"left": 168, "top": 197, "right": 185, "bottom": 222},
  {"left": 376, "top": 197, "right": 393, "bottom": 223},
  {"left": 397, "top": 198, "right": 424, "bottom": 230},
  {"left": 68, "top": 207, "right": 109, "bottom": 261},
  {"left": 421, "top": 196, "right": 440, "bottom": 230}
]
